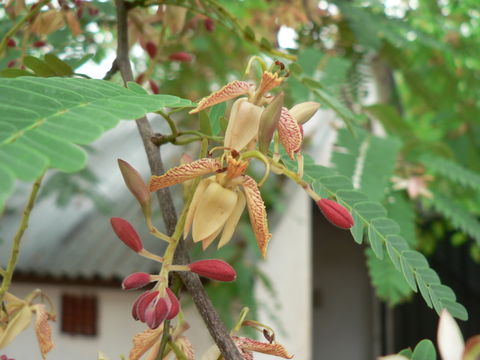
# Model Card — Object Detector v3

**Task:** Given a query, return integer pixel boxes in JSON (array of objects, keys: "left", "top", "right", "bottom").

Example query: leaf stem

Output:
[
  {"left": 0, "top": 173, "right": 44, "bottom": 303},
  {"left": 0, "top": 0, "right": 51, "bottom": 56}
]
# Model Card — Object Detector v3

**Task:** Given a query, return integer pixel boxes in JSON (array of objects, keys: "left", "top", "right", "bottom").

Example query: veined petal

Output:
[
  {"left": 233, "top": 336, "right": 293, "bottom": 359},
  {"left": 184, "top": 178, "right": 213, "bottom": 237},
  {"left": 192, "top": 182, "right": 238, "bottom": 242},
  {"left": 242, "top": 176, "right": 271, "bottom": 258},
  {"left": 278, "top": 107, "right": 303, "bottom": 159},
  {"left": 129, "top": 328, "right": 163, "bottom": 360},
  {"left": 189, "top": 80, "right": 252, "bottom": 114},
  {"left": 149, "top": 158, "right": 221, "bottom": 192},
  {"left": 224, "top": 98, "right": 264, "bottom": 151},
  {"left": 218, "top": 190, "right": 246, "bottom": 248},
  {"left": 257, "top": 72, "right": 284, "bottom": 95}
]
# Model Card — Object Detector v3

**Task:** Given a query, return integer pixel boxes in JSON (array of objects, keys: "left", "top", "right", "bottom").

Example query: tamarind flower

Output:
[
  {"left": 149, "top": 156, "right": 271, "bottom": 257},
  {"left": 189, "top": 68, "right": 303, "bottom": 159}
]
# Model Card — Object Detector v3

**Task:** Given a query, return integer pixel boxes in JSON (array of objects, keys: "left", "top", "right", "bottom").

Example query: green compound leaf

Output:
[
  {"left": 0, "top": 76, "right": 194, "bottom": 210},
  {"left": 282, "top": 151, "right": 467, "bottom": 320},
  {"left": 366, "top": 248, "right": 412, "bottom": 306}
]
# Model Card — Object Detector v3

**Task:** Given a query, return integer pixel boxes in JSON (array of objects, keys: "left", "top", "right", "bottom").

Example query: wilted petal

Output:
[
  {"left": 438, "top": 309, "right": 464, "bottom": 360},
  {"left": 129, "top": 328, "right": 163, "bottom": 360},
  {"left": 175, "top": 336, "right": 195, "bottom": 360},
  {"left": 234, "top": 336, "right": 293, "bottom": 359},
  {"left": 189, "top": 80, "right": 252, "bottom": 114},
  {"left": 150, "top": 158, "right": 221, "bottom": 192},
  {"left": 192, "top": 182, "right": 238, "bottom": 242},
  {"left": 278, "top": 107, "right": 303, "bottom": 159},
  {"left": 218, "top": 190, "right": 246, "bottom": 248},
  {"left": 33, "top": 304, "right": 54, "bottom": 359},
  {"left": 257, "top": 72, "right": 284, "bottom": 95},
  {"left": 224, "top": 98, "right": 264, "bottom": 151},
  {"left": 201, "top": 344, "right": 221, "bottom": 360},
  {"left": 242, "top": 176, "right": 271, "bottom": 258}
]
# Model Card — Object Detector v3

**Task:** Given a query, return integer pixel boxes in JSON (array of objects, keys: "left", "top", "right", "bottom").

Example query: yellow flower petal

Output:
[
  {"left": 189, "top": 80, "right": 252, "bottom": 114},
  {"left": 242, "top": 176, "right": 271, "bottom": 258},
  {"left": 184, "top": 178, "right": 212, "bottom": 237},
  {"left": 201, "top": 227, "right": 223, "bottom": 250},
  {"left": 149, "top": 158, "right": 221, "bottom": 192},
  {"left": 192, "top": 182, "right": 238, "bottom": 242},
  {"left": 234, "top": 336, "right": 293, "bottom": 359},
  {"left": 278, "top": 107, "right": 303, "bottom": 159},
  {"left": 224, "top": 98, "right": 264, "bottom": 151},
  {"left": 218, "top": 190, "right": 246, "bottom": 248}
]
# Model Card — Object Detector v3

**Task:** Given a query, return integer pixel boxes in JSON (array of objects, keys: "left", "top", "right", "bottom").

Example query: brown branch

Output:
[{"left": 114, "top": 1, "right": 243, "bottom": 359}]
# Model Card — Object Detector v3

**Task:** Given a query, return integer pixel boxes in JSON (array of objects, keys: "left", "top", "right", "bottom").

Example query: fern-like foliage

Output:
[
  {"left": 429, "top": 191, "right": 480, "bottom": 245},
  {"left": 420, "top": 154, "right": 480, "bottom": 193},
  {"left": 366, "top": 248, "right": 412, "bottom": 306},
  {"left": 282, "top": 153, "right": 468, "bottom": 320},
  {"left": 0, "top": 77, "right": 194, "bottom": 210},
  {"left": 332, "top": 128, "right": 401, "bottom": 202}
]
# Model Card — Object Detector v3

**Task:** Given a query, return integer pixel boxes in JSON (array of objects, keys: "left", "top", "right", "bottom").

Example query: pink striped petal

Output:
[{"left": 189, "top": 80, "right": 252, "bottom": 114}]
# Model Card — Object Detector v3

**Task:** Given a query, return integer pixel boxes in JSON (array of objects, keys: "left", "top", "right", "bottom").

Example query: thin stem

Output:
[
  {"left": 0, "top": 0, "right": 51, "bottom": 56},
  {"left": 156, "top": 110, "right": 178, "bottom": 138},
  {"left": 0, "top": 174, "right": 44, "bottom": 303},
  {"left": 0, "top": 267, "right": 5, "bottom": 277}
]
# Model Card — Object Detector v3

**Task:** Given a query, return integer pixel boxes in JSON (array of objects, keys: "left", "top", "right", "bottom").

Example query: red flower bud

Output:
[
  {"left": 189, "top": 259, "right": 236, "bottom": 282},
  {"left": 33, "top": 40, "right": 47, "bottom": 48},
  {"left": 204, "top": 17, "right": 215, "bottom": 32},
  {"left": 145, "top": 297, "right": 170, "bottom": 329},
  {"left": 316, "top": 199, "right": 354, "bottom": 229},
  {"left": 132, "top": 290, "right": 158, "bottom": 322},
  {"left": 149, "top": 80, "right": 159, "bottom": 94},
  {"left": 135, "top": 73, "right": 145, "bottom": 84},
  {"left": 7, "top": 60, "right": 16, "bottom": 68},
  {"left": 117, "top": 159, "right": 150, "bottom": 211},
  {"left": 88, "top": 6, "right": 99, "bottom": 16},
  {"left": 76, "top": 7, "right": 83, "bottom": 18},
  {"left": 145, "top": 41, "right": 157, "bottom": 59},
  {"left": 122, "top": 272, "right": 152, "bottom": 290},
  {"left": 74, "top": 0, "right": 82, "bottom": 6},
  {"left": 168, "top": 51, "right": 193, "bottom": 62},
  {"left": 110, "top": 218, "right": 143, "bottom": 252},
  {"left": 7, "top": 38, "right": 16, "bottom": 48},
  {"left": 165, "top": 288, "right": 180, "bottom": 320}
]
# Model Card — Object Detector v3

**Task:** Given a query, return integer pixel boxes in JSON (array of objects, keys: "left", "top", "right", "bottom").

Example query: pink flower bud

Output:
[
  {"left": 33, "top": 40, "right": 47, "bottom": 48},
  {"left": 204, "top": 17, "right": 215, "bottom": 32},
  {"left": 122, "top": 272, "right": 152, "bottom": 290},
  {"left": 7, "top": 38, "right": 16, "bottom": 48},
  {"left": 189, "top": 259, "right": 237, "bottom": 282},
  {"left": 110, "top": 218, "right": 143, "bottom": 252},
  {"left": 168, "top": 51, "right": 193, "bottom": 62},
  {"left": 149, "top": 80, "right": 159, "bottom": 94},
  {"left": 132, "top": 291, "right": 158, "bottom": 322},
  {"left": 165, "top": 288, "right": 180, "bottom": 320},
  {"left": 145, "top": 297, "right": 170, "bottom": 329},
  {"left": 316, "top": 199, "right": 354, "bottom": 229},
  {"left": 145, "top": 41, "right": 157, "bottom": 59},
  {"left": 117, "top": 159, "right": 150, "bottom": 211}
]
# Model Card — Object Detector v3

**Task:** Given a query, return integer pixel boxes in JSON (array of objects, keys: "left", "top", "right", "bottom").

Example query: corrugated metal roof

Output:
[{"left": 0, "top": 118, "right": 180, "bottom": 281}]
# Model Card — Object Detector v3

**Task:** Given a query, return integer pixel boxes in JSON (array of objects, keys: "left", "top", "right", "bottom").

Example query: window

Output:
[{"left": 61, "top": 294, "right": 98, "bottom": 336}]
